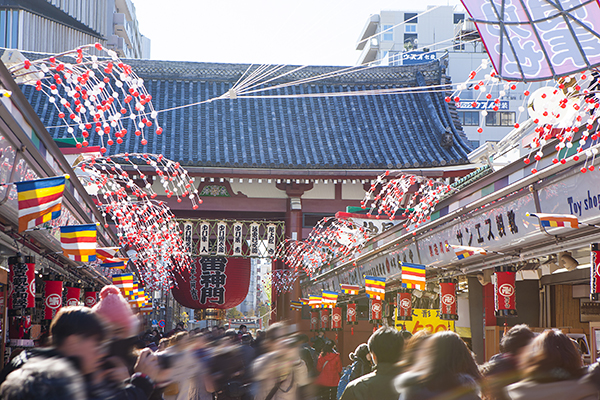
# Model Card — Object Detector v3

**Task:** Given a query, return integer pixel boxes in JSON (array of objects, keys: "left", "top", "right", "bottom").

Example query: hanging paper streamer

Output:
[
  {"left": 8, "top": 256, "right": 35, "bottom": 310},
  {"left": 494, "top": 266, "right": 518, "bottom": 317},
  {"left": 84, "top": 290, "right": 97, "bottom": 307},
  {"left": 331, "top": 306, "right": 342, "bottom": 330},
  {"left": 396, "top": 289, "right": 413, "bottom": 321},
  {"left": 64, "top": 286, "right": 81, "bottom": 307},
  {"left": 310, "top": 311, "right": 319, "bottom": 332},
  {"left": 320, "top": 308, "right": 330, "bottom": 331},
  {"left": 264, "top": 269, "right": 299, "bottom": 295},
  {"left": 439, "top": 278, "right": 458, "bottom": 321},
  {"left": 592, "top": 243, "right": 600, "bottom": 301},
  {"left": 44, "top": 280, "right": 63, "bottom": 320}
]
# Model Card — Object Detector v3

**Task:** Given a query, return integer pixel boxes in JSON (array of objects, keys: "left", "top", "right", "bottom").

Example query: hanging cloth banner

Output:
[
  {"left": 396, "top": 290, "right": 413, "bottom": 321},
  {"left": 439, "top": 278, "right": 458, "bottom": 321},
  {"left": 331, "top": 306, "right": 342, "bottom": 330},
  {"left": 346, "top": 303, "right": 357, "bottom": 325},
  {"left": 232, "top": 222, "right": 243, "bottom": 256},
  {"left": 8, "top": 256, "right": 35, "bottom": 309},
  {"left": 44, "top": 280, "right": 63, "bottom": 320},
  {"left": 182, "top": 222, "right": 194, "bottom": 256},
  {"left": 249, "top": 223, "right": 260, "bottom": 256},
  {"left": 494, "top": 266, "right": 518, "bottom": 317},
  {"left": 266, "top": 224, "right": 277, "bottom": 257},
  {"left": 216, "top": 222, "right": 227, "bottom": 256},
  {"left": 592, "top": 243, "right": 600, "bottom": 301},
  {"left": 84, "top": 290, "right": 97, "bottom": 307},
  {"left": 369, "top": 298, "right": 383, "bottom": 323},
  {"left": 320, "top": 308, "right": 330, "bottom": 331},
  {"left": 199, "top": 222, "right": 210, "bottom": 255},
  {"left": 310, "top": 311, "right": 319, "bottom": 331},
  {"left": 64, "top": 286, "right": 81, "bottom": 307}
]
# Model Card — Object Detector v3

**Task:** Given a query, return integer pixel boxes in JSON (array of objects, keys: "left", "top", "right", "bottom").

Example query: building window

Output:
[
  {"left": 468, "top": 140, "right": 480, "bottom": 149},
  {"left": 486, "top": 112, "right": 516, "bottom": 126},
  {"left": 382, "top": 25, "right": 393, "bottom": 41},
  {"left": 405, "top": 24, "right": 417, "bottom": 33},
  {"left": 453, "top": 42, "right": 465, "bottom": 51},
  {"left": 404, "top": 12, "right": 418, "bottom": 23},
  {"left": 404, "top": 33, "right": 418, "bottom": 50},
  {"left": 0, "top": 9, "right": 18, "bottom": 48},
  {"left": 457, "top": 111, "right": 480, "bottom": 126},
  {"left": 454, "top": 13, "right": 465, "bottom": 24}
]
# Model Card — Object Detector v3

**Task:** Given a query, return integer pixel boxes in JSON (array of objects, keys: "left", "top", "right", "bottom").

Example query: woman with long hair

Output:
[
  {"left": 395, "top": 330, "right": 482, "bottom": 400},
  {"left": 316, "top": 340, "right": 342, "bottom": 400}
]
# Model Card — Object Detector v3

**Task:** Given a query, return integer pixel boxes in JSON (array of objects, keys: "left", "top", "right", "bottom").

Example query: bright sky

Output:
[{"left": 135, "top": 0, "right": 463, "bottom": 66}]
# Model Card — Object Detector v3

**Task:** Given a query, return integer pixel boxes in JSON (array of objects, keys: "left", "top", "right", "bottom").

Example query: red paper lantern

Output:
[
  {"left": 331, "top": 307, "right": 342, "bottom": 330},
  {"left": 494, "top": 266, "right": 518, "bottom": 317},
  {"left": 346, "top": 303, "right": 357, "bottom": 324},
  {"left": 64, "top": 287, "right": 81, "bottom": 307},
  {"left": 439, "top": 278, "right": 458, "bottom": 321},
  {"left": 310, "top": 311, "right": 319, "bottom": 331},
  {"left": 84, "top": 290, "right": 97, "bottom": 307},
  {"left": 369, "top": 298, "right": 383, "bottom": 323},
  {"left": 8, "top": 256, "right": 35, "bottom": 309},
  {"left": 320, "top": 308, "right": 330, "bottom": 331},
  {"left": 172, "top": 255, "right": 250, "bottom": 310},
  {"left": 592, "top": 243, "right": 600, "bottom": 301},
  {"left": 44, "top": 280, "right": 63, "bottom": 320},
  {"left": 396, "top": 290, "right": 412, "bottom": 321}
]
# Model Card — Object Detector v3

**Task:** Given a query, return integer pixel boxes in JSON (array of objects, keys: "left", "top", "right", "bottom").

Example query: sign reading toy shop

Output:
[{"left": 396, "top": 308, "right": 455, "bottom": 334}]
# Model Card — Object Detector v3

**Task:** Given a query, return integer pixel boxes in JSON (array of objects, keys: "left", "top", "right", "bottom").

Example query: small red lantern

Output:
[
  {"left": 310, "top": 311, "right": 319, "bottom": 331},
  {"left": 439, "top": 278, "right": 458, "bottom": 321},
  {"left": 592, "top": 244, "right": 600, "bottom": 301},
  {"left": 8, "top": 256, "right": 35, "bottom": 309},
  {"left": 494, "top": 266, "right": 518, "bottom": 317},
  {"left": 44, "top": 280, "right": 63, "bottom": 320},
  {"left": 320, "top": 308, "right": 330, "bottom": 331},
  {"left": 396, "top": 289, "right": 412, "bottom": 321},
  {"left": 84, "top": 290, "right": 97, "bottom": 307}
]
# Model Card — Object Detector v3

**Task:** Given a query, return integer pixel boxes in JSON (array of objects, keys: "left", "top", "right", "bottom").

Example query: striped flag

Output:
[
  {"left": 401, "top": 262, "right": 426, "bottom": 289},
  {"left": 15, "top": 175, "right": 67, "bottom": 232},
  {"left": 96, "top": 247, "right": 121, "bottom": 261},
  {"left": 125, "top": 281, "right": 139, "bottom": 297},
  {"left": 299, "top": 298, "right": 310, "bottom": 305},
  {"left": 309, "top": 295, "right": 322, "bottom": 309},
  {"left": 447, "top": 244, "right": 487, "bottom": 260},
  {"left": 365, "top": 276, "right": 386, "bottom": 299},
  {"left": 340, "top": 284, "right": 360, "bottom": 295},
  {"left": 112, "top": 273, "right": 134, "bottom": 292},
  {"left": 100, "top": 258, "right": 128, "bottom": 269},
  {"left": 140, "top": 300, "right": 153, "bottom": 313},
  {"left": 322, "top": 290, "right": 339, "bottom": 308},
  {"left": 527, "top": 213, "right": 579, "bottom": 229},
  {"left": 60, "top": 224, "right": 97, "bottom": 262},
  {"left": 290, "top": 301, "right": 303, "bottom": 311}
]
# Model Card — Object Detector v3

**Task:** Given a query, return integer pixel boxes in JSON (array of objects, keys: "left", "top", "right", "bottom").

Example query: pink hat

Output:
[{"left": 92, "top": 285, "right": 139, "bottom": 337}]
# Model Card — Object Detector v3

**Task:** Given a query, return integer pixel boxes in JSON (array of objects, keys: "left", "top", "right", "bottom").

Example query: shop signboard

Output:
[{"left": 395, "top": 308, "right": 455, "bottom": 334}]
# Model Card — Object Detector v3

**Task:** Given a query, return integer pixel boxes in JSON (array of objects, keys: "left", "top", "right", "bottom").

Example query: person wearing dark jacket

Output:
[
  {"left": 348, "top": 344, "right": 372, "bottom": 382},
  {"left": 341, "top": 327, "right": 404, "bottom": 400}
]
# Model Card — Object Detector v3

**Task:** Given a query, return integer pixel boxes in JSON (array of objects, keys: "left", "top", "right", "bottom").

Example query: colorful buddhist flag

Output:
[
  {"left": 309, "top": 295, "right": 322, "bottom": 309},
  {"left": 527, "top": 213, "right": 579, "bottom": 229},
  {"left": 447, "top": 244, "right": 487, "bottom": 260},
  {"left": 15, "top": 175, "right": 67, "bottom": 232},
  {"left": 96, "top": 247, "right": 121, "bottom": 261},
  {"left": 401, "top": 262, "right": 426, "bottom": 289},
  {"left": 300, "top": 298, "right": 310, "bottom": 305},
  {"left": 140, "top": 300, "right": 153, "bottom": 313},
  {"left": 112, "top": 273, "right": 134, "bottom": 292},
  {"left": 290, "top": 301, "right": 303, "bottom": 311},
  {"left": 340, "top": 284, "right": 360, "bottom": 295},
  {"left": 100, "top": 258, "right": 128, "bottom": 269},
  {"left": 60, "top": 224, "right": 97, "bottom": 262},
  {"left": 125, "top": 281, "right": 139, "bottom": 297},
  {"left": 322, "top": 290, "right": 339, "bottom": 308},
  {"left": 365, "top": 276, "right": 386, "bottom": 299}
]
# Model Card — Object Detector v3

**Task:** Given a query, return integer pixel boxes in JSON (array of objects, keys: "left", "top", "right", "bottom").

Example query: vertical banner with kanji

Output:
[
  {"left": 592, "top": 243, "right": 600, "bottom": 301},
  {"left": 396, "top": 290, "right": 413, "bottom": 321},
  {"left": 310, "top": 311, "right": 319, "bottom": 331},
  {"left": 266, "top": 224, "right": 276, "bottom": 258},
  {"left": 84, "top": 290, "right": 97, "bottom": 307},
  {"left": 44, "top": 280, "right": 63, "bottom": 320},
  {"left": 64, "top": 286, "right": 81, "bottom": 307},
  {"left": 199, "top": 222, "right": 210, "bottom": 255},
  {"left": 369, "top": 298, "right": 383, "bottom": 323},
  {"left": 320, "top": 308, "right": 330, "bottom": 331},
  {"left": 183, "top": 222, "right": 194, "bottom": 256},
  {"left": 346, "top": 303, "right": 357, "bottom": 324},
  {"left": 249, "top": 223, "right": 260, "bottom": 256},
  {"left": 8, "top": 256, "right": 35, "bottom": 310},
  {"left": 439, "top": 278, "right": 458, "bottom": 321},
  {"left": 494, "top": 266, "right": 517, "bottom": 317},
  {"left": 331, "top": 307, "right": 342, "bottom": 330},
  {"left": 216, "top": 222, "right": 227, "bottom": 256},
  {"left": 232, "top": 223, "right": 243, "bottom": 256}
]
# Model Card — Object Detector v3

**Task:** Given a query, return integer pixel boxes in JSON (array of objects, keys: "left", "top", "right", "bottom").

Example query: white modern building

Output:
[
  {"left": 0, "top": 0, "right": 150, "bottom": 59},
  {"left": 237, "top": 258, "right": 272, "bottom": 315},
  {"left": 356, "top": 6, "right": 547, "bottom": 147}
]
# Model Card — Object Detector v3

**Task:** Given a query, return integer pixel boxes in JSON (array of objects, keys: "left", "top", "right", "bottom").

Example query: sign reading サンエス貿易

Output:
[{"left": 395, "top": 308, "right": 455, "bottom": 334}]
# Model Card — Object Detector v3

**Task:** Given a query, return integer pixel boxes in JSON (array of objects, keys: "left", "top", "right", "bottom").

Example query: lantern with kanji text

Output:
[
  {"left": 396, "top": 289, "right": 412, "bottom": 321},
  {"left": 44, "top": 279, "right": 63, "bottom": 320},
  {"left": 439, "top": 278, "right": 458, "bottom": 321},
  {"left": 369, "top": 298, "right": 383, "bottom": 324},
  {"left": 331, "top": 307, "right": 342, "bottom": 330},
  {"left": 320, "top": 308, "right": 330, "bottom": 331},
  {"left": 84, "top": 289, "right": 98, "bottom": 307},
  {"left": 310, "top": 310, "right": 319, "bottom": 331},
  {"left": 494, "top": 266, "right": 517, "bottom": 317},
  {"left": 8, "top": 255, "right": 35, "bottom": 310}
]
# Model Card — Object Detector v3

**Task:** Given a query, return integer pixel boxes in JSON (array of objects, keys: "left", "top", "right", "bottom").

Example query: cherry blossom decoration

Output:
[
  {"left": 361, "top": 171, "right": 454, "bottom": 232},
  {"left": 76, "top": 153, "right": 202, "bottom": 290},
  {"left": 275, "top": 217, "right": 370, "bottom": 276},
  {"left": 10, "top": 43, "right": 162, "bottom": 152}
]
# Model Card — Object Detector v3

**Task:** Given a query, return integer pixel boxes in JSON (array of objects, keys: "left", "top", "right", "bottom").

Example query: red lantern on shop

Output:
[
  {"left": 171, "top": 255, "right": 250, "bottom": 319},
  {"left": 346, "top": 303, "right": 357, "bottom": 335},
  {"left": 592, "top": 244, "right": 600, "bottom": 301},
  {"left": 310, "top": 310, "right": 319, "bottom": 331},
  {"left": 320, "top": 308, "right": 330, "bottom": 331},
  {"left": 331, "top": 307, "right": 342, "bottom": 330},
  {"left": 494, "top": 266, "right": 518, "bottom": 317},
  {"left": 396, "top": 289, "right": 412, "bottom": 321},
  {"left": 8, "top": 256, "right": 35, "bottom": 309},
  {"left": 64, "top": 286, "right": 81, "bottom": 307},
  {"left": 439, "top": 278, "right": 458, "bottom": 321},
  {"left": 84, "top": 290, "right": 97, "bottom": 307},
  {"left": 44, "top": 280, "right": 63, "bottom": 320},
  {"left": 369, "top": 298, "right": 383, "bottom": 326}
]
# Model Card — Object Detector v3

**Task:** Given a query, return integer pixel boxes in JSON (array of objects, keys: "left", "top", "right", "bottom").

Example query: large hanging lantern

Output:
[
  {"left": 396, "top": 289, "right": 413, "bottom": 321},
  {"left": 8, "top": 256, "right": 35, "bottom": 310},
  {"left": 64, "top": 286, "right": 81, "bottom": 307},
  {"left": 84, "top": 289, "right": 98, "bottom": 307},
  {"left": 494, "top": 266, "right": 518, "bottom": 317},
  {"left": 310, "top": 310, "right": 319, "bottom": 331},
  {"left": 592, "top": 244, "right": 600, "bottom": 301},
  {"left": 44, "top": 280, "right": 63, "bottom": 320},
  {"left": 439, "top": 278, "right": 458, "bottom": 321},
  {"left": 320, "top": 308, "right": 330, "bottom": 331},
  {"left": 369, "top": 298, "right": 383, "bottom": 324}
]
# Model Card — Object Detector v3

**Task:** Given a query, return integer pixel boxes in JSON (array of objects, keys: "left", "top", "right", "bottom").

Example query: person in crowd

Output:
[
  {"left": 298, "top": 334, "right": 318, "bottom": 379},
  {"left": 253, "top": 329, "right": 267, "bottom": 357},
  {"left": 166, "top": 322, "right": 186, "bottom": 338},
  {"left": 211, "top": 334, "right": 251, "bottom": 400},
  {"left": 348, "top": 344, "right": 372, "bottom": 382},
  {"left": 395, "top": 330, "right": 481, "bottom": 400},
  {"left": 238, "top": 324, "right": 248, "bottom": 339},
  {"left": 400, "top": 330, "right": 430, "bottom": 370},
  {"left": 315, "top": 340, "right": 343, "bottom": 400},
  {"left": 239, "top": 333, "right": 257, "bottom": 374},
  {"left": 480, "top": 324, "right": 534, "bottom": 400},
  {"left": 188, "top": 332, "right": 215, "bottom": 400},
  {"left": 505, "top": 329, "right": 599, "bottom": 400},
  {"left": 151, "top": 329, "right": 162, "bottom": 347},
  {"left": 311, "top": 332, "right": 326, "bottom": 356},
  {"left": 341, "top": 327, "right": 404, "bottom": 400}
]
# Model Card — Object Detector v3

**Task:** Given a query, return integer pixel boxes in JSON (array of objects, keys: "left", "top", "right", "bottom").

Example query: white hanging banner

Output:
[
  {"left": 199, "top": 222, "right": 210, "bottom": 255},
  {"left": 266, "top": 224, "right": 277, "bottom": 258},
  {"left": 233, "top": 222, "right": 244, "bottom": 256},
  {"left": 216, "top": 222, "right": 227, "bottom": 255},
  {"left": 250, "top": 223, "right": 260, "bottom": 256},
  {"left": 182, "top": 222, "right": 194, "bottom": 256}
]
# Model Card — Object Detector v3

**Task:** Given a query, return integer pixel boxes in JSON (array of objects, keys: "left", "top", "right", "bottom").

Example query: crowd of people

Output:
[{"left": 0, "top": 285, "right": 599, "bottom": 400}]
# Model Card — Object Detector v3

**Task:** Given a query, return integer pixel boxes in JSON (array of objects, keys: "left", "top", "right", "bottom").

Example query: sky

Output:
[{"left": 135, "top": 0, "right": 463, "bottom": 67}]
